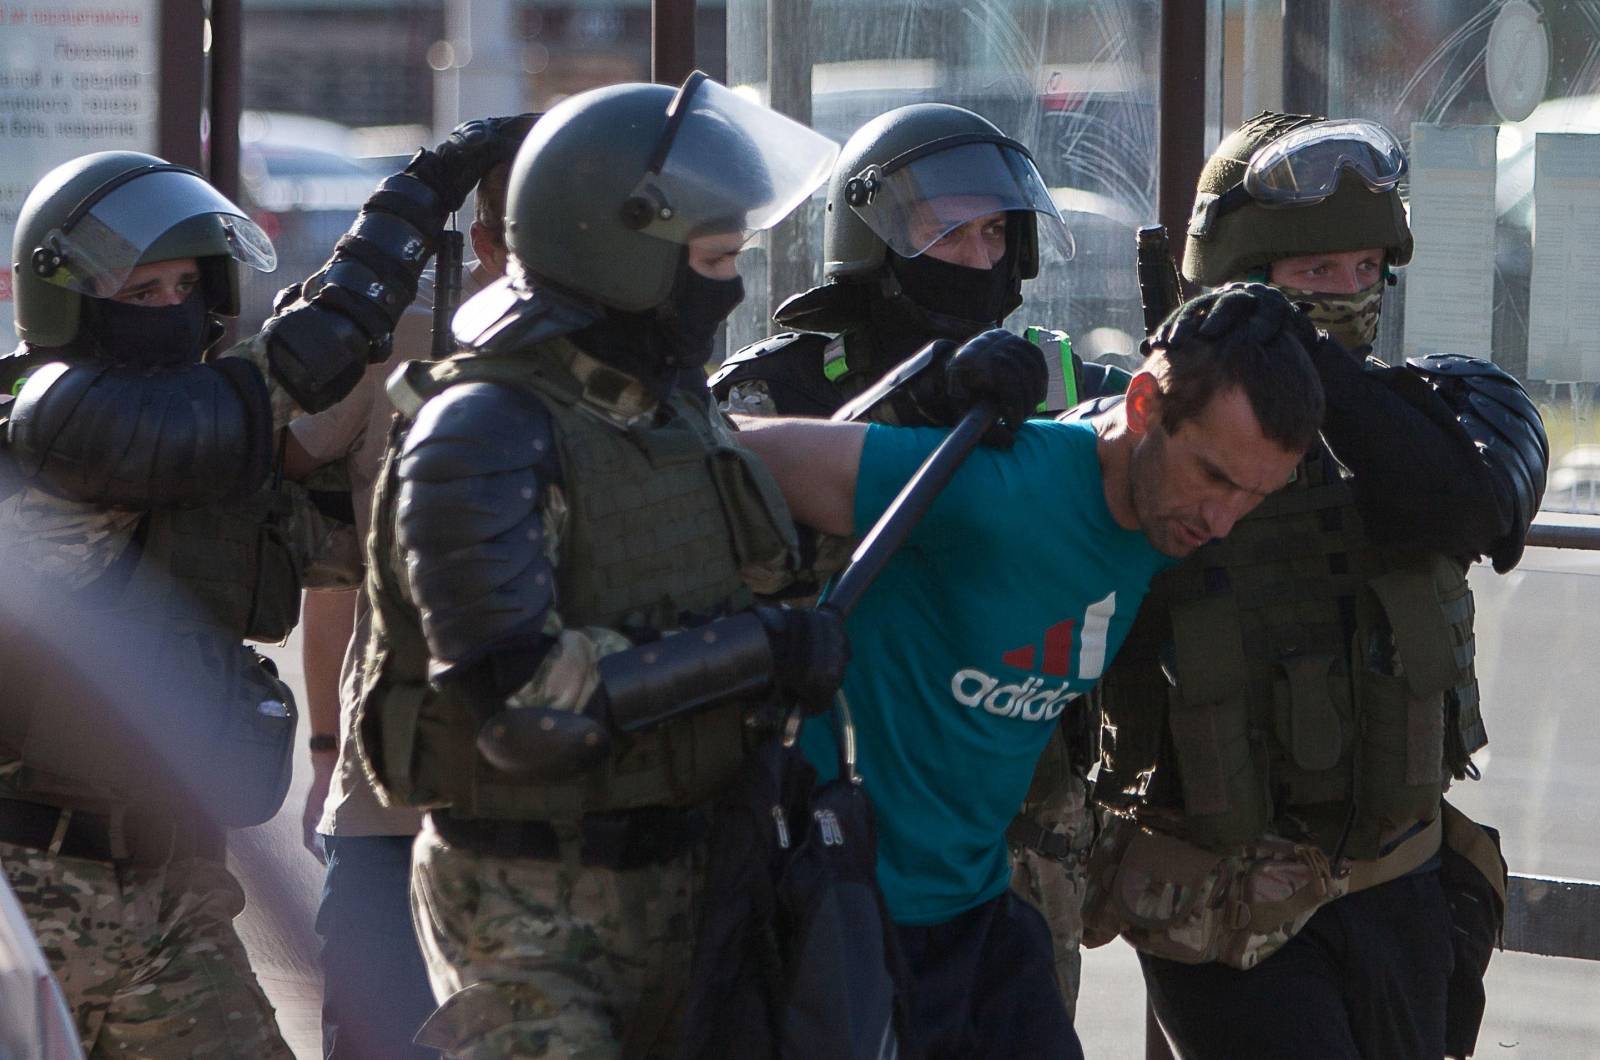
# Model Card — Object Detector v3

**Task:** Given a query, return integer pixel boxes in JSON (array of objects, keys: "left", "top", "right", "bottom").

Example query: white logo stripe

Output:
[{"left": 1077, "top": 591, "right": 1117, "bottom": 680}]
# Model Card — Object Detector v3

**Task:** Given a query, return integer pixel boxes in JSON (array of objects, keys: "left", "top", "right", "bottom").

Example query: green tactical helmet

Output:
[
  {"left": 502, "top": 73, "right": 838, "bottom": 314},
  {"left": 824, "top": 103, "right": 1064, "bottom": 281},
  {"left": 12, "top": 151, "right": 277, "bottom": 348},
  {"left": 1182, "top": 111, "right": 1414, "bottom": 287}
]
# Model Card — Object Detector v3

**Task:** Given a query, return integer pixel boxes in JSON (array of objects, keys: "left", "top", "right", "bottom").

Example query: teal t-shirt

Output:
[{"left": 801, "top": 418, "right": 1172, "bottom": 926}]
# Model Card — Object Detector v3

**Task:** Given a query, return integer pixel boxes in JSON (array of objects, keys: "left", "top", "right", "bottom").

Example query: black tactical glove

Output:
[
  {"left": 405, "top": 113, "right": 541, "bottom": 213},
  {"left": 945, "top": 328, "right": 1049, "bottom": 448},
  {"left": 1150, "top": 282, "right": 1320, "bottom": 361},
  {"left": 755, "top": 605, "right": 851, "bottom": 717}
]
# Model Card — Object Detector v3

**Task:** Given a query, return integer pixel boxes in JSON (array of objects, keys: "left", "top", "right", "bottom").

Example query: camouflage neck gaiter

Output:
[{"left": 1271, "top": 279, "right": 1383, "bottom": 353}]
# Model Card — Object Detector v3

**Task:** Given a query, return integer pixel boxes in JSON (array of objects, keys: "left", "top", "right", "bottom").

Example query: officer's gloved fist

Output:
[
  {"left": 1152, "top": 282, "right": 1320, "bottom": 360},
  {"left": 410, "top": 113, "right": 541, "bottom": 212},
  {"left": 754, "top": 605, "right": 850, "bottom": 716},
  {"left": 946, "top": 328, "right": 1048, "bottom": 448}
]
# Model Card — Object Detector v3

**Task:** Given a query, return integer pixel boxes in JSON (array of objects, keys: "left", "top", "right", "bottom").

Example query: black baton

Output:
[{"left": 824, "top": 400, "right": 999, "bottom": 619}]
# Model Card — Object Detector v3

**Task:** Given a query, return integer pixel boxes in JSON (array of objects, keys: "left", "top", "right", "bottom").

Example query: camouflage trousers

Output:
[
  {"left": 0, "top": 843, "right": 293, "bottom": 1059},
  {"left": 1008, "top": 757, "right": 1093, "bottom": 1020},
  {"left": 410, "top": 818, "right": 700, "bottom": 1060}
]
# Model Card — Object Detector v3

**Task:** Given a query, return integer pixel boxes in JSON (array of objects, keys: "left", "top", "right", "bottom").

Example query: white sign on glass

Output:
[
  {"left": 0, "top": 3, "right": 159, "bottom": 337},
  {"left": 1527, "top": 133, "right": 1600, "bottom": 382},
  {"left": 1403, "top": 123, "right": 1497, "bottom": 361}
]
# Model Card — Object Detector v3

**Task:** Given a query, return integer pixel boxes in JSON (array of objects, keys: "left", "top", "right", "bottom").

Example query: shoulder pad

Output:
[
  {"left": 400, "top": 381, "right": 560, "bottom": 483},
  {"left": 1407, "top": 354, "right": 1548, "bottom": 571},
  {"left": 708, "top": 332, "right": 830, "bottom": 391}
]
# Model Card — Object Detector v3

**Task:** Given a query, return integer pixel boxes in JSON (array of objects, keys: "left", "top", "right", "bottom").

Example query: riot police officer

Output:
[
  {"left": 710, "top": 100, "right": 1117, "bottom": 1017},
  {"left": 1081, "top": 112, "right": 1547, "bottom": 1059},
  {"left": 0, "top": 123, "right": 514, "bottom": 1056},
  {"left": 353, "top": 75, "right": 852, "bottom": 1058}
]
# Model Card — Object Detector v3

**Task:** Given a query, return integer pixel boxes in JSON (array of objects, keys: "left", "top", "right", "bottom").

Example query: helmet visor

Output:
[
  {"left": 1243, "top": 119, "right": 1407, "bottom": 206},
  {"left": 846, "top": 139, "right": 1065, "bottom": 259},
  {"left": 36, "top": 168, "right": 276, "bottom": 298},
  {"left": 624, "top": 75, "right": 839, "bottom": 245}
]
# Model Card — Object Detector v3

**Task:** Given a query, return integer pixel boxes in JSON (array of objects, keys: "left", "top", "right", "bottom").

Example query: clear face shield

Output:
[
  {"left": 620, "top": 72, "right": 840, "bottom": 248},
  {"left": 840, "top": 137, "right": 1069, "bottom": 260},
  {"left": 1190, "top": 119, "right": 1408, "bottom": 238},
  {"left": 30, "top": 165, "right": 277, "bottom": 299}
]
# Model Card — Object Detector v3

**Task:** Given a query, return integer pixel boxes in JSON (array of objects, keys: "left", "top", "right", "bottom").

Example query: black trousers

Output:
[
  {"left": 896, "top": 890, "right": 1084, "bottom": 1060},
  {"left": 1140, "top": 871, "right": 1455, "bottom": 1060}
]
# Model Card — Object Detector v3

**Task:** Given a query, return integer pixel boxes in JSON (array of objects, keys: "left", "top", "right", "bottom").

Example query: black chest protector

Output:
[
  {"left": 1095, "top": 445, "right": 1484, "bottom": 860},
  {"left": 361, "top": 340, "right": 797, "bottom": 820}
]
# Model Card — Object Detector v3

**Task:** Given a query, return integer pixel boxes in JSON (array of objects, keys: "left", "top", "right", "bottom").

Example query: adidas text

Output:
[{"left": 950, "top": 669, "right": 1080, "bottom": 721}]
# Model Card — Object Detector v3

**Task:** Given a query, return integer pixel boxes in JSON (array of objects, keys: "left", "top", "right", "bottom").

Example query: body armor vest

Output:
[
  {"left": 0, "top": 456, "right": 301, "bottom": 815},
  {"left": 1095, "top": 445, "right": 1484, "bottom": 860},
  {"left": 361, "top": 340, "right": 796, "bottom": 821}
]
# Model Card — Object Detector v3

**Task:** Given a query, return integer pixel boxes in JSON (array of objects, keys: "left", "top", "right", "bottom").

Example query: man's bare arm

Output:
[{"left": 732, "top": 416, "right": 868, "bottom": 538}]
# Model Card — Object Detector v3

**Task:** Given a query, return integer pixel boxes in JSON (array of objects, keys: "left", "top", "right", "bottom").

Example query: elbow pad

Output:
[
  {"left": 1407, "top": 354, "right": 1549, "bottom": 571},
  {"left": 6, "top": 358, "right": 273, "bottom": 508},
  {"left": 396, "top": 381, "right": 563, "bottom": 678},
  {"left": 263, "top": 171, "right": 450, "bottom": 413}
]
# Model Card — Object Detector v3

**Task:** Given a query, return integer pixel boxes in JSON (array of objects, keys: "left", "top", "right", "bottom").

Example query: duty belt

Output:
[
  {"left": 0, "top": 798, "right": 217, "bottom": 866},
  {"left": 429, "top": 805, "right": 708, "bottom": 870}
]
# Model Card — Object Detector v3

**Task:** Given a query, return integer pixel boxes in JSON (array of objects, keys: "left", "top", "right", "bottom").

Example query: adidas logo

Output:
[
  {"left": 1000, "top": 618, "right": 1077, "bottom": 676},
  {"left": 945, "top": 592, "right": 1119, "bottom": 723}
]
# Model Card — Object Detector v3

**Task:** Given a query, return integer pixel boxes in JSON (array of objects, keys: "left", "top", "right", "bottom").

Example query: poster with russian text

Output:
[
  {"left": 0, "top": 2, "right": 158, "bottom": 337},
  {"left": 1402, "top": 123, "right": 1497, "bottom": 361}
]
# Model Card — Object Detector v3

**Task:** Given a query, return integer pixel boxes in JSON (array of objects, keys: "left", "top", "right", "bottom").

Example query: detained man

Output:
[{"left": 732, "top": 284, "right": 1326, "bottom": 1059}]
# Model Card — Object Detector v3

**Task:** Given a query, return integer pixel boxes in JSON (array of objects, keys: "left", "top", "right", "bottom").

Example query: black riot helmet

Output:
[
  {"left": 453, "top": 73, "right": 838, "bottom": 376},
  {"left": 13, "top": 151, "right": 277, "bottom": 350},
  {"left": 774, "top": 104, "right": 1066, "bottom": 340}
]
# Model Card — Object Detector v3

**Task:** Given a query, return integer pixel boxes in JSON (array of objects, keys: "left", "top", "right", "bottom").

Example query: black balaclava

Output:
[
  {"left": 79, "top": 286, "right": 209, "bottom": 367},
  {"left": 568, "top": 247, "right": 745, "bottom": 398},
  {"left": 859, "top": 215, "right": 1025, "bottom": 370}
]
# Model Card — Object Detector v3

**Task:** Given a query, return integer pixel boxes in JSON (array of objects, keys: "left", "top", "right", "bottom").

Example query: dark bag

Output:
[{"left": 680, "top": 715, "right": 911, "bottom": 1060}]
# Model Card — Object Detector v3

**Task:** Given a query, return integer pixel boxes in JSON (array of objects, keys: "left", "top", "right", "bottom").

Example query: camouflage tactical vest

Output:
[
  {"left": 1095, "top": 445, "right": 1483, "bottom": 860},
  {"left": 360, "top": 339, "right": 797, "bottom": 821}
]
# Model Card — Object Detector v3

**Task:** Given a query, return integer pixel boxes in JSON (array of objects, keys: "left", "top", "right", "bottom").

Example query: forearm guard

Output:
[
  {"left": 261, "top": 167, "right": 451, "bottom": 413},
  {"left": 6, "top": 358, "right": 273, "bottom": 508},
  {"left": 597, "top": 612, "right": 776, "bottom": 732}
]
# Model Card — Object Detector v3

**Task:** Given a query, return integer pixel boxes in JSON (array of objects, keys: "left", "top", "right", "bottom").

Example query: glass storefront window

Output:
[{"left": 723, "top": 0, "right": 1162, "bottom": 368}]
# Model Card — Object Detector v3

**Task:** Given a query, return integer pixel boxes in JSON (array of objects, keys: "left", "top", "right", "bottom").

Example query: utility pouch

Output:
[
  {"left": 1166, "top": 595, "right": 1269, "bottom": 848},
  {"left": 209, "top": 647, "right": 299, "bottom": 827},
  {"left": 1358, "top": 558, "right": 1468, "bottom": 829},
  {"left": 706, "top": 443, "right": 800, "bottom": 585},
  {"left": 353, "top": 650, "right": 455, "bottom": 811},
  {"left": 1082, "top": 815, "right": 1343, "bottom": 971}
]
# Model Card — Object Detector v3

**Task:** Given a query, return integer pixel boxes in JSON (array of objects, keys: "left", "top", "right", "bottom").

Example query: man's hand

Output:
[
  {"left": 755, "top": 605, "right": 851, "bottom": 716},
  {"left": 302, "top": 750, "right": 335, "bottom": 861},
  {"left": 945, "top": 329, "right": 1048, "bottom": 448}
]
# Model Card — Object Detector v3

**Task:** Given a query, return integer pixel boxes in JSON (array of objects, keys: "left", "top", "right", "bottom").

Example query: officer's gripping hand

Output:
[
  {"left": 946, "top": 328, "right": 1048, "bottom": 448},
  {"left": 755, "top": 605, "right": 851, "bottom": 717},
  {"left": 409, "top": 113, "right": 541, "bottom": 213},
  {"left": 1152, "top": 282, "right": 1321, "bottom": 360}
]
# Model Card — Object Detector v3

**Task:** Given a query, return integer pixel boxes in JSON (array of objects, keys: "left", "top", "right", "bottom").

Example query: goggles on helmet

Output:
[
  {"left": 1189, "top": 118, "right": 1407, "bottom": 239},
  {"left": 620, "top": 71, "right": 839, "bottom": 245},
  {"left": 841, "top": 135, "right": 1069, "bottom": 260},
  {"left": 30, "top": 164, "right": 277, "bottom": 298}
]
